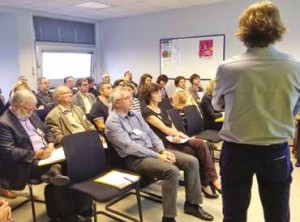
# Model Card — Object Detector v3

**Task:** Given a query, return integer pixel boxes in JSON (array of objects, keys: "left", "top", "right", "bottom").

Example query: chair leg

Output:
[
  {"left": 28, "top": 183, "right": 37, "bottom": 222},
  {"left": 92, "top": 200, "right": 97, "bottom": 222},
  {"left": 12, "top": 183, "right": 45, "bottom": 222},
  {"left": 135, "top": 184, "right": 143, "bottom": 222}
]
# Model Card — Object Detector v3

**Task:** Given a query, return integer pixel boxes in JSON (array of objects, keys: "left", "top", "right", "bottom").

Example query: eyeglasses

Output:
[
  {"left": 21, "top": 105, "right": 36, "bottom": 112},
  {"left": 57, "top": 91, "right": 72, "bottom": 96},
  {"left": 116, "top": 96, "right": 133, "bottom": 101}
]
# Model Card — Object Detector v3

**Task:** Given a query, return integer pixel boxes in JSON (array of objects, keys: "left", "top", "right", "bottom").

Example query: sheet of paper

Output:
[
  {"left": 94, "top": 170, "right": 140, "bottom": 189},
  {"left": 38, "top": 147, "right": 65, "bottom": 166}
]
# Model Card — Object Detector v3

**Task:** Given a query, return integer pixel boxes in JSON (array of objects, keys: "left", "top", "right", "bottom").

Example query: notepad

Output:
[
  {"left": 94, "top": 170, "right": 140, "bottom": 189},
  {"left": 38, "top": 147, "right": 65, "bottom": 166}
]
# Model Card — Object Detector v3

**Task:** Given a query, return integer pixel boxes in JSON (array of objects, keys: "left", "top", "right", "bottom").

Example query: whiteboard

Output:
[{"left": 160, "top": 34, "right": 225, "bottom": 80}]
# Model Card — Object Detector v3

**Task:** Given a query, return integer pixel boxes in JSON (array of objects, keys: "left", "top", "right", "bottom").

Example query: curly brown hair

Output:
[{"left": 235, "top": 1, "right": 286, "bottom": 48}]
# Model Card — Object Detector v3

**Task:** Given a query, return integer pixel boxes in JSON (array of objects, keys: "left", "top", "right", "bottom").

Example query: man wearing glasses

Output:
[
  {"left": 105, "top": 88, "right": 213, "bottom": 222},
  {"left": 0, "top": 90, "right": 69, "bottom": 198}
]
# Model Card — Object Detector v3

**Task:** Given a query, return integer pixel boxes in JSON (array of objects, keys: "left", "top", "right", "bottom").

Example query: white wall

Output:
[
  {"left": 1, "top": 0, "right": 300, "bottom": 98},
  {"left": 98, "top": 0, "right": 300, "bottom": 90},
  {"left": 0, "top": 12, "right": 21, "bottom": 99},
  {"left": 0, "top": 7, "right": 101, "bottom": 99}
]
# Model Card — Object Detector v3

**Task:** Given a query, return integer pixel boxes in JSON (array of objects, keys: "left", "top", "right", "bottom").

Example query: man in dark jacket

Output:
[{"left": 0, "top": 90, "right": 69, "bottom": 192}]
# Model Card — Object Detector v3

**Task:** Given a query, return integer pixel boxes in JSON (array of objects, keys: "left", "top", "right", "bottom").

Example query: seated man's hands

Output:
[
  {"left": 34, "top": 149, "right": 52, "bottom": 160},
  {"left": 158, "top": 150, "right": 176, "bottom": 164},
  {"left": 0, "top": 199, "right": 13, "bottom": 222}
]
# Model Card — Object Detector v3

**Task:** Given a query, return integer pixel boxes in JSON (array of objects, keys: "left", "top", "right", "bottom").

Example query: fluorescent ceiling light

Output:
[{"left": 75, "top": 1, "right": 111, "bottom": 9}]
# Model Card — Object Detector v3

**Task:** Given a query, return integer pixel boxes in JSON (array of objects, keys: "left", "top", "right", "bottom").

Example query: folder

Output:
[{"left": 94, "top": 170, "right": 140, "bottom": 189}]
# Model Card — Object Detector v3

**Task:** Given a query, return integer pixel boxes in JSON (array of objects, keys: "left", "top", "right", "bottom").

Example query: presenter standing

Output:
[{"left": 213, "top": 1, "right": 300, "bottom": 222}]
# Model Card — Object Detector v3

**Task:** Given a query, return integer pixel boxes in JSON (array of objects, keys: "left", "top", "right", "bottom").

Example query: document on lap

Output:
[
  {"left": 94, "top": 170, "right": 140, "bottom": 189},
  {"left": 38, "top": 147, "right": 65, "bottom": 166}
]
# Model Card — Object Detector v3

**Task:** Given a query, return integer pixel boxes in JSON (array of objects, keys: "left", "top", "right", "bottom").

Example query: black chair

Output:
[
  {"left": 166, "top": 108, "right": 186, "bottom": 133},
  {"left": 158, "top": 97, "right": 173, "bottom": 111},
  {"left": 61, "top": 130, "right": 143, "bottom": 222},
  {"left": 106, "top": 139, "right": 162, "bottom": 203},
  {"left": 183, "top": 105, "right": 222, "bottom": 162},
  {"left": 12, "top": 179, "right": 45, "bottom": 222}
]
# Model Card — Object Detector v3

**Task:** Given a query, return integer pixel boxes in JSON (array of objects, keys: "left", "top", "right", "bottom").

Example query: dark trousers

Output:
[
  {"left": 220, "top": 141, "right": 293, "bottom": 222},
  {"left": 166, "top": 138, "right": 218, "bottom": 186}
]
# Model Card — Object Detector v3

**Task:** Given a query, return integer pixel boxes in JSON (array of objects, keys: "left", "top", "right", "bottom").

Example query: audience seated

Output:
[
  {"left": 63, "top": 76, "right": 78, "bottom": 95},
  {"left": 0, "top": 99, "right": 5, "bottom": 117},
  {"left": 0, "top": 88, "right": 5, "bottom": 105},
  {"left": 113, "top": 79, "right": 125, "bottom": 88},
  {"left": 0, "top": 90, "right": 69, "bottom": 199},
  {"left": 35, "top": 77, "right": 56, "bottom": 111},
  {"left": 156, "top": 74, "right": 169, "bottom": 99},
  {"left": 86, "top": 77, "right": 99, "bottom": 98},
  {"left": 141, "top": 83, "right": 221, "bottom": 199},
  {"left": 45, "top": 86, "right": 95, "bottom": 147},
  {"left": 73, "top": 78, "right": 97, "bottom": 121},
  {"left": 188, "top": 73, "right": 204, "bottom": 104},
  {"left": 122, "top": 82, "right": 141, "bottom": 112},
  {"left": 200, "top": 79, "right": 223, "bottom": 130},
  {"left": 123, "top": 71, "right": 138, "bottom": 87},
  {"left": 105, "top": 87, "right": 214, "bottom": 222},
  {"left": 0, "top": 199, "right": 12, "bottom": 222},
  {"left": 172, "top": 76, "right": 198, "bottom": 111},
  {"left": 89, "top": 82, "right": 112, "bottom": 132},
  {"left": 102, "top": 73, "right": 111, "bottom": 84}
]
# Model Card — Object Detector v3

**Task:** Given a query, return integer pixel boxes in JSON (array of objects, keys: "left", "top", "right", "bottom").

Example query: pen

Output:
[{"left": 124, "top": 177, "right": 134, "bottom": 183}]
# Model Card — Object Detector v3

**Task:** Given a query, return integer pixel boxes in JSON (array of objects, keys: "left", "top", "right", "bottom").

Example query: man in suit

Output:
[
  {"left": 0, "top": 90, "right": 69, "bottom": 196},
  {"left": 46, "top": 86, "right": 95, "bottom": 146},
  {"left": 73, "top": 78, "right": 96, "bottom": 121}
]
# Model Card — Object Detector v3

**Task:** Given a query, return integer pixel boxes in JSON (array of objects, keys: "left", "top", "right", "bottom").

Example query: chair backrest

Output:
[
  {"left": 105, "top": 139, "right": 127, "bottom": 170},
  {"left": 62, "top": 130, "right": 107, "bottom": 184},
  {"left": 158, "top": 97, "right": 173, "bottom": 111},
  {"left": 183, "top": 105, "right": 204, "bottom": 136},
  {"left": 166, "top": 109, "right": 185, "bottom": 133}
]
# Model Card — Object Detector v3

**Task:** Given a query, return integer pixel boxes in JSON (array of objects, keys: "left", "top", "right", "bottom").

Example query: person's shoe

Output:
[
  {"left": 209, "top": 182, "right": 222, "bottom": 194},
  {"left": 0, "top": 187, "right": 17, "bottom": 199},
  {"left": 162, "top": 216, "right": 176, "bottom": 222},
  {"left": 202, "top": 186, "right": 219, "bottom": 199},
  {"left": 42, "top": 164, "right": 70, "bottom": 186},
  {"left": 184, "top": 202, "right": 214, "bottom": 221}
]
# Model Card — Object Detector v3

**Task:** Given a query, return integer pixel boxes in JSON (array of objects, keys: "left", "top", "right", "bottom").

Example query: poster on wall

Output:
[
  {"left": 160, "top": 34, "right": 225, "bottom": 80},
  {"left": 199, "top": 39, "right": 213, "bottom": 58}
]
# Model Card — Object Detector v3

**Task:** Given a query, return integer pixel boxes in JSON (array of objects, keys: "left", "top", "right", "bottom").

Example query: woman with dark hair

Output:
[
  {"left": 142, "top": 83, "right": 221, "bottom": 198},
  {"left": 156, "top": 74, "right": 169, "bottom": 98},
  {"left": 188, "top": 73, "right": 204, "bottom": 104},
  {"left": 138, "top": 73, "right": 152, "bottom": 90}
]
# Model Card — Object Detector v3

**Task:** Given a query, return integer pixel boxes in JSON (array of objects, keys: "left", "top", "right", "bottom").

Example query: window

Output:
[{"left": 42, "top": 52, "right": 92, "bottom": 79}]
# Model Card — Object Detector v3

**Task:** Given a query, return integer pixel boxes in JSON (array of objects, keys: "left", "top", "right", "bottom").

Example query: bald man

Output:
[{"left": 45, "top": 86, "right": 95, "bottom": 147}]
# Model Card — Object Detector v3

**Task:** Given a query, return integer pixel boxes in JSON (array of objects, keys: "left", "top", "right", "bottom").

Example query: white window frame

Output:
[{"left": 35, "top": 42, "right": 97, "bottom": 88}]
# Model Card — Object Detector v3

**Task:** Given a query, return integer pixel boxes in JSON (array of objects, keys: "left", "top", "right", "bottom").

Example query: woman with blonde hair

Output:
[{"left": 200, "top": 79, "right": 223, "bottom": 130}]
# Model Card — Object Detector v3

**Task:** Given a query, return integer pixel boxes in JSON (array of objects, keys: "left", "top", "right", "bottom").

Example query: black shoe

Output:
[
  {"left": 202, "top": 186, "right": 219, "bottom": 199},
  {"left": 184, "top": 202, "right": 214, "bottom": 221},
  {"left": 59, "top": 214, "right": 91, "bottom": 222},
  {"left": 162, "top": 216, "right": 176, "bottom": 222},
  {"left": 209, "top": 182, "right": 222, "bottom": 194},
  {"left": 42, "top": 165, "right": 70, "bottom": 186}
]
